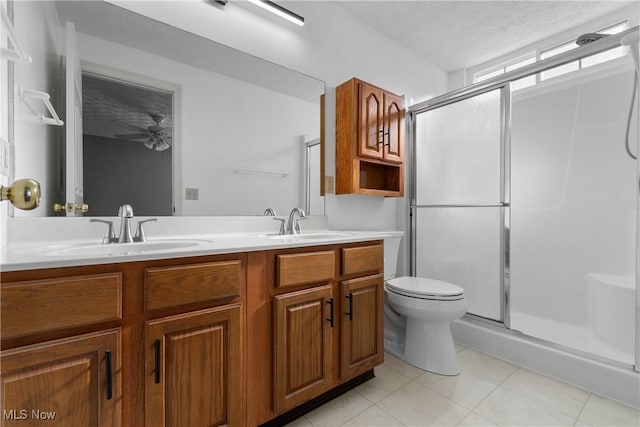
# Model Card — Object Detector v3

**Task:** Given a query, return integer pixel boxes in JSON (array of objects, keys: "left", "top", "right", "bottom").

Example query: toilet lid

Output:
[{"left": 386, "top": 277, "right": 464, "bottom": 301}]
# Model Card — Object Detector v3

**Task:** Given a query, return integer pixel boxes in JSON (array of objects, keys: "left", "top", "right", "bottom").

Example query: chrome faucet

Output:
[
  {"left": 117, "top": 204, "right": 135, "bottom": 243},
  {"left": 263, "top": 208, "right": 277, "bottom": 216},
  {"left": 286, "top": 208, "right": 306, "bottom": 235},
  {"left": 92, "top": 205, "right": 156, "bottom": 244}
]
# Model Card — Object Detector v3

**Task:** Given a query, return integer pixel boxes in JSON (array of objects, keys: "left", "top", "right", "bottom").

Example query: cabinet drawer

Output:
[
  {"left": 342, "top": 244, "right": 383, "bottom": 276},
  {"left": 145, "top": 261, "right": 241, "bottom": 311},
  {"left": 277, "top": 251, "right": 335, "bottom": 288},
  {"left": 1, "top": 273, "right": 122, "bottom": 339}
]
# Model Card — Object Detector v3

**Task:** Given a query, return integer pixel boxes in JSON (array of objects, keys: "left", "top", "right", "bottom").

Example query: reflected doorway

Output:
[{"left": 82, "top": 70, "right": 174, "bottom": 216}]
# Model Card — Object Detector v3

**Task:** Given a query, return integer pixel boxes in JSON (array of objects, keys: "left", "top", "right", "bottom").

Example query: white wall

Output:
[
  {"left": 11, "top": 0, "right": 63, "bottom": 217},
  {"left": 1, "top": 0, "right": 10, "bottom": 243}
]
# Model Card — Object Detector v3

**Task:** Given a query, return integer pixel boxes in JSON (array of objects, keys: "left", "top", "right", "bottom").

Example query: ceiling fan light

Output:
[
  {"left": 155, "top": 141, "right": 170, "bottom": 151},
  {"left": 144, "top": 140, "right": 155, "bottom": 150}
]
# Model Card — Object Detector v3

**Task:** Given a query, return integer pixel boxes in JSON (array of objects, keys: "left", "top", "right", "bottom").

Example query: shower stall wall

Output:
[
  {"left": 509, "top": 66, "right": 637, "bottom": 365},
  {"left": 409, "top": 25, "right": 639, "bottom": 405}
]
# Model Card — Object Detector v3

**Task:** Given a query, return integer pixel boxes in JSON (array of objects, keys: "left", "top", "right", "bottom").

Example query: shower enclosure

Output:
[{"left": 409, "top": 26, "right": 639, "bottom": 377}]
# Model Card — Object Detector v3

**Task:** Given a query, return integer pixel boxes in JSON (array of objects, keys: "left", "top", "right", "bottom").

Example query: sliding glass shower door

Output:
[{"left": 412, "top": 87, "right": 509, "bottom": 322}]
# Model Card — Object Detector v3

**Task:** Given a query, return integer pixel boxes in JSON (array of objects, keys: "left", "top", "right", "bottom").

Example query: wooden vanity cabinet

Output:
[
  {"left": 0, "top": 272, "right": 123, "bottom": 427},
  {"left": 340, "top": 274, "right": 384, "bottom": 379},
  {"left": 251, "top": 242, "right": 385, "bottom": 422},
  {"left": 340, "top": 244, "right": 385, "bottom": 380},
  {"left": 1, "top": 329, "right": 121, "bottom": 427},
  {"left": 144, "top": 304, "right": 243, "bottom": 427},
  {"left": 273, "top": 285, "right": 334, "bottom": 413},
  {"left": 2, "top": 242, "right": 383, "bottom": 426},
  {"left": 336, "top": 77, "right": 405, "bottom": 197},
  {"left": 0, "top": 254, "right": 246, "bottom": 427},
  {"left": 142, "top": 256, "right": 246, "bottom": 427}
]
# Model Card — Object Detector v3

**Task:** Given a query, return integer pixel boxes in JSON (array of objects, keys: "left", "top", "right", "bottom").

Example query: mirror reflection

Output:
[{"left": 11, "top": 0, "right": 325, "bottom": 217}]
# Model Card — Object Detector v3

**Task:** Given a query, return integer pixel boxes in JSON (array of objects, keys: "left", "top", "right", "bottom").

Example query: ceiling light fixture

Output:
[{"left": 247, "top": 0, "right": 304, "bottom": 27}]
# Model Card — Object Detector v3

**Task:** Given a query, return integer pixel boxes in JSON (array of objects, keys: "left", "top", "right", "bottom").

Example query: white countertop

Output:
[{"left": 1, "top": 217, "right": 403, "bottom": 271}]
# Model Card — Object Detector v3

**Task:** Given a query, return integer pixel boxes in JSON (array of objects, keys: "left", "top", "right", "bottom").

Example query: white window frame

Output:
[{"left": 472, "top": 19, "right": 631, "bottom": 91}]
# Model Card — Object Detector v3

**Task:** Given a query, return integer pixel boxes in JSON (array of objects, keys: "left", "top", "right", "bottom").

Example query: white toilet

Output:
[{"left": 383, "top": 235, "right": 467, "bottom": 375}]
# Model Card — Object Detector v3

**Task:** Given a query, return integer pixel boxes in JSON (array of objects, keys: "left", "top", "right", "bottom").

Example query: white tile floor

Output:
[{"left": 285, "top": 345, "right": 640, "bottom": 427}]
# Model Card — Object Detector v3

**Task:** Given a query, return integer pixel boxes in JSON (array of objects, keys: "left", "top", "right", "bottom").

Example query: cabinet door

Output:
[
  {"left": 145, "top": 304, "right": 243, "bottom": 427},
  {"left": 358, "top": 82, "right": 385, "bottom": 160},
  {"left": 383, "top": 92, "right": 404, "bottom": 163},
  {"left": 341, "top": 275, "right": 384, "bottom": 379},
  {"left": 0, "top": 329, "right": 121, "bottom": 427},
  {"left": 273, "top": 285, "right": 333, "bottom": 414}
]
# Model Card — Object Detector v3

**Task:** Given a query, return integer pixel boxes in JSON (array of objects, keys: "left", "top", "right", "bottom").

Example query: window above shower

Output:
[{"left": 472, "top": 19, "right": 631, "bottom": 91}]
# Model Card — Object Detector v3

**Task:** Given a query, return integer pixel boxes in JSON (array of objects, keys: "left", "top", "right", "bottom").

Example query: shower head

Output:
[{"left": 576, "top": 33, "right": 610, "bottom": 46}]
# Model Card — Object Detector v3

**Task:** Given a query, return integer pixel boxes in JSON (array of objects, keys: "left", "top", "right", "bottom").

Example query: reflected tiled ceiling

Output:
[{"left": 330, "top": 1, "right": 636, "bottom": 72}]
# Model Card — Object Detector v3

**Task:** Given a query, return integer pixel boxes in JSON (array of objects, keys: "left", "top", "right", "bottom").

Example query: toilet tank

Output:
[{"left": 383, "top": 234, "right": 403, "bottom": 281}]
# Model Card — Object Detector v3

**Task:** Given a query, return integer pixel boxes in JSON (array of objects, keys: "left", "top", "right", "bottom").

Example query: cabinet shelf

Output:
[{"left": 359, "top": 161, "right": 402, "bottom": 195}]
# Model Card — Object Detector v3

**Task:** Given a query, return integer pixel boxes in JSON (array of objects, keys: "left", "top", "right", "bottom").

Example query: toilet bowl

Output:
[
  {"left": 382, "top": 235, "right": 467, "bottom": 376},
  {"left": 386, "top": 277, "right": 466, "bottom": 375}
]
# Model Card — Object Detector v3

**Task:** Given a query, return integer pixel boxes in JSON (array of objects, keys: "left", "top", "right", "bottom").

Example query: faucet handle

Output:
[
  {"left": 273, "top": 217, "right": 286, "bottom": 235},
  {"left": 90, "top": 219, "right": 116, "bottom": 244},
  {"left": 134, "top": 218, "right": 157, "bottom": 242},
  {"left": 293, "top": 216, "right": 307, "bottom": 234}
]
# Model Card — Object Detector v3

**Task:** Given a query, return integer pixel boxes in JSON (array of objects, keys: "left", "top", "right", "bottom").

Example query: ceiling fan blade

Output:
[
  {"left": 109, "top": 120, "right": 145, "bottom": 133},
  {"left": 114, "top": 133, "right": 149, "bottom": 140}
]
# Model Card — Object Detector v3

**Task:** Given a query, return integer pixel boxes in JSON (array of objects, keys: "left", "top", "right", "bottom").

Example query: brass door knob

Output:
[{"left": 0, "top": 179, "right": 41, "bottom": 210}]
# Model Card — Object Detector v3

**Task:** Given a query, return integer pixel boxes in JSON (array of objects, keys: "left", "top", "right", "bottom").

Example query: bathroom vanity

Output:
[{"left": 0, "top": 226, "right": 393, "bottom": 427}]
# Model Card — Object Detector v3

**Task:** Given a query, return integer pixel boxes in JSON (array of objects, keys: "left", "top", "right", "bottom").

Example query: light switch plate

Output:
[
  {"left": 185, "top": 187, "right": 199, "bottom": 200},
  {"left": 324, "top": 176, "right": 334, "bottom": 194}
]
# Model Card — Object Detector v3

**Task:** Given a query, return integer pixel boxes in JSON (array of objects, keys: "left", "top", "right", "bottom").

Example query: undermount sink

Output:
[
  {"left": 41, "top": 239, "right": 212, "bottom": 257},
  {"left": 261, "top": 232, "right": 356, "bottom": 240}
]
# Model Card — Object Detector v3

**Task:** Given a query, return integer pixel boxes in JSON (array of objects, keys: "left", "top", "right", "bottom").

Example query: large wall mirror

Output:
[{"left": 10, "top": 0, "right": 325, "bottom": 217}]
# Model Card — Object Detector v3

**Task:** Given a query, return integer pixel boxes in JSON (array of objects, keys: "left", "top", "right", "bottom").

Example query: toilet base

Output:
[{"left": 403, "top": 318, "right": 460, "bottom": 376}]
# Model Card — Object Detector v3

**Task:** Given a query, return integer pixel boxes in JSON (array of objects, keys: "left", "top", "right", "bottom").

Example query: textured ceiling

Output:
[
  {"left": 82, "top": 73, "right": 173, "bottom": 142},
  {"left": 330, "top": 1, "right": 636, "bottom": 72}
]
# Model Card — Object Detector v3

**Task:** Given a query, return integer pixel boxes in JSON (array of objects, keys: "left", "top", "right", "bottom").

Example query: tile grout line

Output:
[
  {"left": 453, "top": 363, "right": 522, "bottom": 426},
  {"left": 335, "top": 395, "right": 374, "bottom": 427},
  {"left": 370, "top": 402, "right": 409, "bottom": 427},
  {"left": 574, "top": 392, "right": 593, "bottom": 426},
  {"left": 499, "top": 366, "right": 592, "bottom": 423}
]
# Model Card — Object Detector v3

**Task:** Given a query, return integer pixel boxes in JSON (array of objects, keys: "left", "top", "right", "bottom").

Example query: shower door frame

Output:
[
  {"left": 408, "top": 25, "right": 640, "bottom": 372},
  {"left": 408, "top": 83, "right": 512, "bottom": 327}
]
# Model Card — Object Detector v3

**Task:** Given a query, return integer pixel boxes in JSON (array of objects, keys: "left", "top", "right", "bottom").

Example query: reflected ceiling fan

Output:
[{"left": 114, "top": 113, "right": 172, "bottom": 151}]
